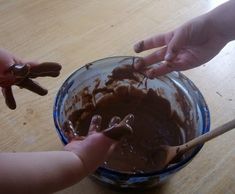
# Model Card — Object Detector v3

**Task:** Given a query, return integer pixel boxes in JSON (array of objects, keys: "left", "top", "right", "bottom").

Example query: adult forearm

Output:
[{"left": 207, "top": 0, "right": 235, "bottom": 41}]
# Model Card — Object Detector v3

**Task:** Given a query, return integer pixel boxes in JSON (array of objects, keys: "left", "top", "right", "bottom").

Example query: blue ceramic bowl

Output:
[{"left": 53, "top": 56, "right": 210, "bottom": 189}]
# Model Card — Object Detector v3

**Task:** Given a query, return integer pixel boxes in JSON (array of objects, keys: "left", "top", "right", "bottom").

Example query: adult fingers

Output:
[
  {"left": 0, "top": 75, "right": 15, "bottom": 87},
  {"left": 1, "top": 87, "right": 16, "bottom": 109},
  {"left": 134, "top": 47, "right": 167, "bottom": 70},
  {"left": 144, "top": 60, "right": 189, "bottom": 78},
  {"left": 17, "top": 78, "right": 48, "bottom": 95},
  {"left": 143, "top": 61, "right": 175, "bottom": 78},
  {"left": 165, "top": 28, "right": 187, "bottom": 61},
  {"left": 9, "top": 62, "right": 61, "bottom": 78},
  {"left": 134, "top": 33, "right": 168, "bottom": 53},
  {"left": 26, "top": 62, "right": 62, "bottom": 78}
]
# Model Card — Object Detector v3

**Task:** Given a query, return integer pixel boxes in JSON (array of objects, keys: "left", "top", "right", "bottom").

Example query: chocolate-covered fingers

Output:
[
  {"left": 10, "top": 62, "right": 61, "bottom": 78},
  {"left": 17, "top": 78, "right": 48, "bottom": 96},
  {"left": 27, "top": 62, "right": 62, "bottom": 78},
  {"left": 143, "top": 61, "right": 176, "bottom": 79},
  {"left": 108, "top": 116, "right": 121, "bottom": 127},
  {"left": 1, "top": 62, "right": 61, "bottom": 109},
  {"left": 134, "top": 46, "right": 167, "bottom": 71},
  {"left": 63, "top": 114, "right": 134, "bottom": 142},
  {"left": 63, "top": 120, "right": 80, "bottom": 141},
  {"left": 120, "top": 114, "right": 134, "bottom": 127},
  {"left": 133, "top": 32, "right": 180, "bottom": 78},
  {"left": 88, "top": 115, "right": 102, "bottom": 133},
  {"left": 9, "top": 64, "right": 30, "bottom": 78},
  {"left": 1, "top": 87, "right": 16, "bottom": 109},
  {"left": 13, "top": 62, "right": 61, "bottom": 95},
  {"left": 103, "top": 114, "right": 134, "bottom": 141}
]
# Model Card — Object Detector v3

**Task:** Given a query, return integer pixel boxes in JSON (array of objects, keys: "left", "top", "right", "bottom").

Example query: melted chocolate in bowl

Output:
[{"left": 62, "top": 58, "right": 197, "bottom": 173}]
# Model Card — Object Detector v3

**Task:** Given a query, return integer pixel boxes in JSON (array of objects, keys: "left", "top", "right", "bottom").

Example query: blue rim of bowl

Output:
[{"left": 53, "top": 56, "right": 210, "bottom": 177}]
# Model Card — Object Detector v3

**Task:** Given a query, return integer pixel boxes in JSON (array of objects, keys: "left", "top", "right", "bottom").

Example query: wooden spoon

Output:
[{"left": 158, "top": 118, "right": 235, "bottom": 171}]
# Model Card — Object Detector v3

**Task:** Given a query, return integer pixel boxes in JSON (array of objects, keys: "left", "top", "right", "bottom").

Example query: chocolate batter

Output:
[{"left": 63, "top": 63, "right": 187, "bottom": 173}]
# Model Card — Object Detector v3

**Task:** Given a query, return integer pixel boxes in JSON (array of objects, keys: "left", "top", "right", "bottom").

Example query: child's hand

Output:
[
  {"left": 133, "top": 14, "right": 228, "bottom": 78},
  {"left": 64, "top": 114, "right": 134, "bottom": 176},
  {"left": 0, "top": 114, "right": 134, "bottom": 194},
  {"left": 0, "top": 48, "right": 61, "bottom": 109}
]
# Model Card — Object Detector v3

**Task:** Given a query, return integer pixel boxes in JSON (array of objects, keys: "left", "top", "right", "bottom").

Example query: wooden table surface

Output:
[{"left": 0, "top": 0, "right": 234, "bottom": 193}]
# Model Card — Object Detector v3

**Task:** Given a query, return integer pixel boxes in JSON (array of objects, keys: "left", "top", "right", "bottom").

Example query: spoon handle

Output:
[{"left": 179, "top": 118, "right": 235, "bottom": 153}]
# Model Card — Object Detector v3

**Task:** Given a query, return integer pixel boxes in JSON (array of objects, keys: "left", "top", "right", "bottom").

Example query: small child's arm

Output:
[{"left": 0, "top": 114, "right": 133, "bottom": 194}]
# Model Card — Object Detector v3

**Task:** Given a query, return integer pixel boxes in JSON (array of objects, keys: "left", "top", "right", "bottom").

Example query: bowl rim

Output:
[{"left": 53, "top": 55, "right": 210, "bottom": 177}]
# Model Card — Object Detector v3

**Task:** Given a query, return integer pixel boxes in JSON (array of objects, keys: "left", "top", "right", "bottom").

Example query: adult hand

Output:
[
  {"left": 0, "top": 48, "right": 61, "bottom": 109},
  {"left": 133, "top": 14, "right": 229, "bottom": 78}
]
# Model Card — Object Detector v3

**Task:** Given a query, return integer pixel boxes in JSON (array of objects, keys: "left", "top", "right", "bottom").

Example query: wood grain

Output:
[{"left": 0, "top": 0, "right": 234, "bottom": 194}]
